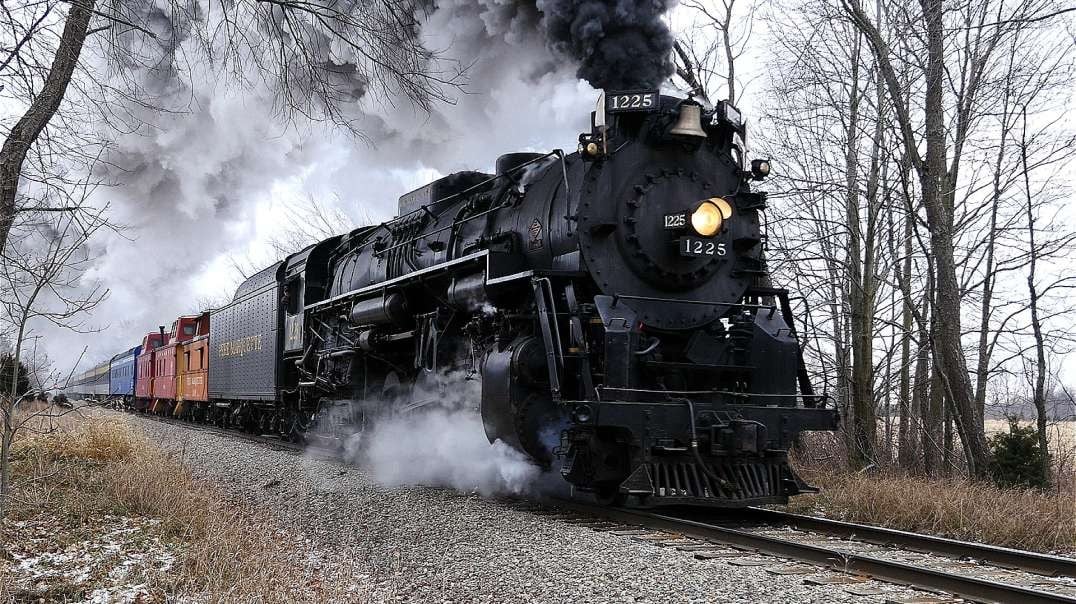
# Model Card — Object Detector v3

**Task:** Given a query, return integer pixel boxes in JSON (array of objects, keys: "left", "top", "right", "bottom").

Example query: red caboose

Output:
[{"left": 134, "top": 331, "right": 168, "bottom": 412}]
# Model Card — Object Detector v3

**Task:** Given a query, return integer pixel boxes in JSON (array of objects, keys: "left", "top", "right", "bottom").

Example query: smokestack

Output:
[{"left": 158, "top": 326, "right": 166, "bottom": 348}]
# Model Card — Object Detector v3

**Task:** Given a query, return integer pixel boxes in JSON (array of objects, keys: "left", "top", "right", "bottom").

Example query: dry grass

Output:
[
  {"left": 2, "top": 412, "right": 368, "bottom": 602},
  {"left": 786, "top": 466, "right": 1076, "bottom": 553},
  {"left": 786, "top": 421, "right": 1076, "bottom": 554}
]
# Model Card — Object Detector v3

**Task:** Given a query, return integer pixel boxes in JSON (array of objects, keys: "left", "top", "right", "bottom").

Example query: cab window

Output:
[{"left": 285, "top": 279, "right": 301, "bottom": 315}]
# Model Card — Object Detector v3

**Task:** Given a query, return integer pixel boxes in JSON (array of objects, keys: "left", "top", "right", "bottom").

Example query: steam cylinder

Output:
[{"left": 349, "top": 293, "right": 408, "bottom": 326}]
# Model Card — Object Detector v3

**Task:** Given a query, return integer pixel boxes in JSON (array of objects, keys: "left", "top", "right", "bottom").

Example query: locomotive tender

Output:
[{"left": 84, "top": 90, "right": 839, "bottom": 508}]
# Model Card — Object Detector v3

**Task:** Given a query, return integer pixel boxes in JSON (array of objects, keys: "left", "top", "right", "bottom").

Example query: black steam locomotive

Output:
[{"left": 207, "top": 90, "right": 838, "bottom": 507}]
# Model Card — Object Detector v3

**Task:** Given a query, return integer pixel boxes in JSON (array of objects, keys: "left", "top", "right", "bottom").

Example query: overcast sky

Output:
[{"left": 17, "top": 2, "right": 1072, "bottom": 385}]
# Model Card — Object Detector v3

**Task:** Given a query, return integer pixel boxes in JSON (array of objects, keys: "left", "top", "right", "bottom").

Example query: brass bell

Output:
[{"left": 669, "top": 103, "right": 707, "bottom": 139}]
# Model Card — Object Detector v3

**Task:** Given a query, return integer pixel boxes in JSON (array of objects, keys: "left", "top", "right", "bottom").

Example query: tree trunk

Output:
[
  {"left": 844, "top": 32, "right": 878, "bottom": 469},
  {"left": 0, "top": 305, "right": 32, "bottom": 519},
  {"left": 0, "top": 409, "right": 11, "bottom": 519},
  {"left": 858, "top": 21, "right": 885, "bottom": 466},
  {"left": 912, "top": 278, "right": 933, "bottom": 475},
  {"left": 721, "top": 0, "right": 737, "bottom": 105},
  {"left": 897, "top": 187, "right": 916, "bottom": 469},
  {"left": 0, "top": 0, "right": 96, "bottom": 254},
  {"left": 824, "top": 261, "right": 852, "bottom": 459},
  {"left": 943, "top": 401, "right": 954, "bottom": 476},
  {"left": 974, "top": 81, "right": 1009, "bottom": 420},
  {"left": 924, "top": 341, "right": 945, "bottom": 476},
  {"left": 918, "top": 0, "right": 990, "bottom": 478},
  {"left": 1021, "top": 107, "right": 1051, "bottom": 486},
  {"left": 841, "top": 0, "right": 991, "bottom": 478}
]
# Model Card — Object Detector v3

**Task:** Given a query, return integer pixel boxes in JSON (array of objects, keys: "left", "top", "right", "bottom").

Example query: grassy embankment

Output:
[
  {"left": 787, "top": 423, "right": 1076, "bottom": 554},
  {"left": 0, "top": 409, "right": 365, "bottom": 603}
]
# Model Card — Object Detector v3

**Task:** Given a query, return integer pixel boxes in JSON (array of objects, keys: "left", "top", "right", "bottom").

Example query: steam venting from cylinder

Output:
[{"left": 536, "top": 0, "right": 677, "bottom": 89}]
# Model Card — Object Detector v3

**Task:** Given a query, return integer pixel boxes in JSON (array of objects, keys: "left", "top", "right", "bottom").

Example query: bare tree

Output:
[
  {"left": 265, "top": 196, "right": 364, "bottom": 258},
  {"left": 1016, "top": 103, "right": 1076, "bottom": 485},
  {"left": 679, "top": 0, "right": 758, "bottom": 103},
  {"left": 836, "top": 0, "right": 1068, "bottom": 476},
  {"left": 0, "top": 0, "right": 96, "bottom": 255},
  {"left": 0, "top": 180, "right": 113, "bottom": 518},
  {"left": 753, "top": 0, "right": 1075, "bottom": 478},
  {"left": 222, "top": 195, "right": 363, "bottom": 299},
  {"left": 0, "top": 0, "right": 464, "bottom": 259},
  {"left": 758, "top": 0, "right": 908, "bottom": 469}
]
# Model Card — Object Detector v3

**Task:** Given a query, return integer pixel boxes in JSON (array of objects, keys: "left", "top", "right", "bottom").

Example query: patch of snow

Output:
[{"left": 4, "top": 514, "right": 182, "bottom": 603}]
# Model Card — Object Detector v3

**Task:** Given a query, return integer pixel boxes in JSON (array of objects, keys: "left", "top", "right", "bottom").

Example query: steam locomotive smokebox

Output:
[
  {"left": 496, "top": 153, "right": 545, "bottom": 180},
  {"left": 398, "top": 170, "right": 492, "bottom": 215}
]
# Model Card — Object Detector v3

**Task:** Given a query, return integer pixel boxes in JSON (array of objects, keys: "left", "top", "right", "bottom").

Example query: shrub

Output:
[{"left": 988, "top": 417, "right": 1049, "bottom": 490}]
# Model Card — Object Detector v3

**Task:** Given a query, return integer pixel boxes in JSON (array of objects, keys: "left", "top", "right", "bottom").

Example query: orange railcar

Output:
[
  {"left": 147, "top": 313, "right": 210, "bottom": 415},
  {"left": 175, "top": 313, "right": 210, "bottom": 417},
  {"left": 167, "top": 312, "right": 210, "bottom": 417}
]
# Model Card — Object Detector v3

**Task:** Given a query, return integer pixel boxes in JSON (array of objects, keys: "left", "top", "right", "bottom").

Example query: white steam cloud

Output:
[
  {"left": 358, "top": 409, "right": 541, "bottom": 496},
  {"left": 341, "top": 371, "right": 543, "bottom": 497},
  {"left": 39, "top": 0, "right": 596, "bottom": 373}
]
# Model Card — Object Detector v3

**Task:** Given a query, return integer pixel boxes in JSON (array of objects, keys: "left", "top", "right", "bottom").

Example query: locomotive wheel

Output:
[
  {"left": 282, "top": 409, "right": 310, "bottom": 443},
  {"left": 594, "top": 486, "right": 627, "bottom": 507},
  {"left": 234, "top": 404, "right": 258, "bottom": 434}
]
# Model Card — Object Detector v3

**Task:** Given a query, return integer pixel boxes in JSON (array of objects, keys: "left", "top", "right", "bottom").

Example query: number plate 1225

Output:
[
  {"left": 607, "top": 91, "right": 658, "bottom": 112},
  {"left": 680, "top": 237, "right": 727, "bottom": 257}
]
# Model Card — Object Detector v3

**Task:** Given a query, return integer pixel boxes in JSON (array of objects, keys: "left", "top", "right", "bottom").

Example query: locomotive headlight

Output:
[
  {"left": 690, "top": 198, "right": 733, "bottom": 237},
  {"left": 691, "top": 202, "right": 722, "bottom": 237}
]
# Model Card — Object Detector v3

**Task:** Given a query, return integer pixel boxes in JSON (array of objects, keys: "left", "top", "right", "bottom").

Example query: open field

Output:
[{"left": 985, "top": 418, "right": 1076, "bottom": 466}]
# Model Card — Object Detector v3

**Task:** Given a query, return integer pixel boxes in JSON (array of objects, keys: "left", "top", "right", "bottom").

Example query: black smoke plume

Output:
[{"left": 536, "top": 0, "right": 677, "bottom": 89}]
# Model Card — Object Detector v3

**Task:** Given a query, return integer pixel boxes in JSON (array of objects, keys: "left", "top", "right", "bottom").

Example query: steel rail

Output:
[
  {"left": 554, "top": 501, "right": 1076, "bottom": 604},
  {"left": 740, "top": 507, "right": 1076, "bottom": 578}
]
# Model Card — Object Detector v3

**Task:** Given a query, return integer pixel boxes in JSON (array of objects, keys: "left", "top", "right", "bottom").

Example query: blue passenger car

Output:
[{"left": 109, "top": 345, "right": 141, "bottom": 400}]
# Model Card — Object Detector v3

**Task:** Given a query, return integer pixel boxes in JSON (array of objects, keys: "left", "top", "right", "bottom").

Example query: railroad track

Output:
[
  {"left": 738, "top": 507, "right": 1075, "bottom": 578},
  {"left": 538, "top": 500, "right": 1076, "bottom": 604},
  {"left": 106, "top": 404, "right": 1076, "bottom": 603}
]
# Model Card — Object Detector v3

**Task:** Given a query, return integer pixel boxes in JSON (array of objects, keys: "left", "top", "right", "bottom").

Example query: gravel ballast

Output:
[{"left": 128, "top": 414, "right": 931, "bottom": 603}]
